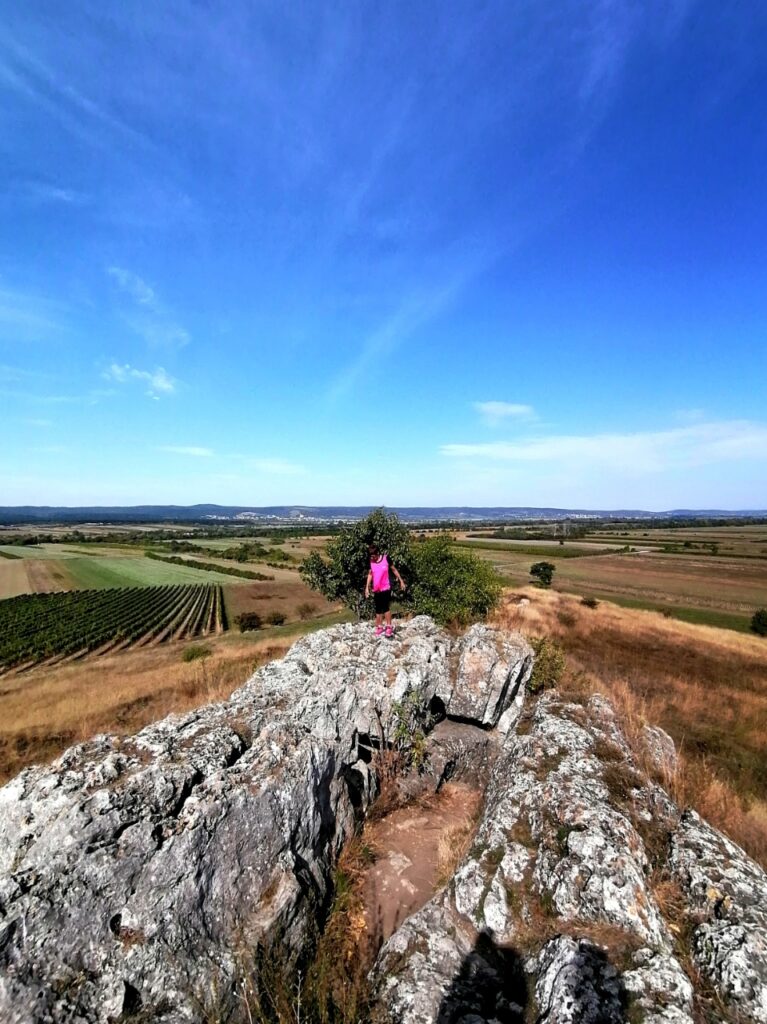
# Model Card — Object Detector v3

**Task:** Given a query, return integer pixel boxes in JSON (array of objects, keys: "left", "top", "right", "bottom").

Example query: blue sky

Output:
[{"left": 2, "top": 1, "right": 766, "bottom": 509}]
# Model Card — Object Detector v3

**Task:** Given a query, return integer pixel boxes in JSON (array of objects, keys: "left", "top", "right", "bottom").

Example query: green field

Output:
[
  {"left": 63, "top": 556, "right": 249, "bottom": 589},
  {"left": 0, "top": 543, "right": 260, "bottom": 596}
]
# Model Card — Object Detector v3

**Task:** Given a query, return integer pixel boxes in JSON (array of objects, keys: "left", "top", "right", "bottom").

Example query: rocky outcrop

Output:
[
  {"left": 1, "top": 617, "right": 766, "bottom": 1024},
  {"left": 370, "top": 690, "right": 767, "bottom": 1024},
  {"left": 0, "top": 618, "right": 531, "bottom": 1024}
]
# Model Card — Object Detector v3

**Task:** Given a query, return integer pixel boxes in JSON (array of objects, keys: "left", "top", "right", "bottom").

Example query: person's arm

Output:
[
  {"left": 390, "top": 563, "right": 406, "bottom": 591},
  {"left": 364, "top": 569, "right": 373, "bottom": 599}
]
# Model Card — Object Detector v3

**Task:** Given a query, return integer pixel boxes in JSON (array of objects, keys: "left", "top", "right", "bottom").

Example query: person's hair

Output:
[{"left": 368, "top": 543, "right": 380, "bottom": 557}]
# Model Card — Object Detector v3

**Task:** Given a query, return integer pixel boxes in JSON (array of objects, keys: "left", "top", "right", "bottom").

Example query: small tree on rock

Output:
[
  {"left": 299, "top": 508, "right": 412, "bottom": 620},
  {"left": 300, "top": 510, "right": 504, "bottom": 625},
  {"left": 530, "top": 561, "right": 555, "bottom": 587}
]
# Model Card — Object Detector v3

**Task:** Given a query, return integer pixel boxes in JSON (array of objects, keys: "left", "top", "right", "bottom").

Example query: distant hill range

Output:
[{"left": 0, "top": 504, "right": 765, "bottom": 526}]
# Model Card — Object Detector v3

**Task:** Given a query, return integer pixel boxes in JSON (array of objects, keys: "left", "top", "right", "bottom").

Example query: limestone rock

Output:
[
  {"left": 533, "top": 936, "right": 624, "bottom": 1024},
  {"left": 440, "top": 625, "right": 533, "bottom": 732},
  {"left": 370, "top": 692, "right": 691, "bottom": 1022},
  {"left": 0, "top": 617, "right": 530, "bottom": 1024},
  {"left": 2, "top": 617, "right": 767, "bottom": 1024},
  {"left": 669, "top": 809, "right": 767, "bottom": 1022}
]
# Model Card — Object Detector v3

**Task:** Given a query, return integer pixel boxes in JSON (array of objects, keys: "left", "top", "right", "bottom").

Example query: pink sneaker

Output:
[
  {"left": 375, "top": 625, "right": 384, "bottom": 636},
  {"left": 385, "top": 625, "right": 393, "bottom": 638}
]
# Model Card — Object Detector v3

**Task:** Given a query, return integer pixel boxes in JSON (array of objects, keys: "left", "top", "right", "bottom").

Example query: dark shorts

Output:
[{"left": 373, "top": 589, "right": 391, "bottom": 614}]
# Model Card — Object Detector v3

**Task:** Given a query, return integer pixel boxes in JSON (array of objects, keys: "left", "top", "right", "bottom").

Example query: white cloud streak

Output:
[
  {"left": 474, "top": 401, "right": 536, "bottom": 426},
  {"left": 107, "top": 266, "right": 190, "bottom": 350},
  {"left": 107, "top": 267, "right": 157, "bottom": 307},
  {"left": 441, "top": 421, "right": 767, "bottom": 472},
  {"left": 0, "top": 28, "right": 151, "bottom": 151},
  {"left": 104, "top": 363, "right": 177, "bottom": 397},
  {"left": 328, "top": 251, "right": 493, "bottom": 400},
  {"left": 0, "top": 286, "right": 64, "bottom": 339},
  {"left": 157, "top": 446, "right": 214, "bottom": 458}
]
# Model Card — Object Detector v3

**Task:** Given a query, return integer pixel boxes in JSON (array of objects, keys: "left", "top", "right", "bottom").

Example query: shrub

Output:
[
  {"left": 297, "top": 602, "right": 316, "bottom": 621},
  {"left": 300, "top": 508, "right": 411, "bottom": 619},
  {"left": 236, "top": 612, "right": 262, "bottom": 632},
  {"left": 530, "top": 561, "right": 555, "bottom": 587},
  {"left": 181, "top": 644, "right": 212, "bottom": 662},
  {"left": 752, "top": 609, "right": 767, "bottom": 637},
  {"left": 409, "top": 535, "right": 503, "bottom": 626},
  {"left": 527, "top": 637, "right": 566, "bottom": 695},
  {"left": 265, "top": 610, "right": 286, "bottom": 626},
  {"left": 581, "top": 596, "right": 599, "bottom": 609},
  {"left": 300, "top": 510, "right": 503, "bottom": 626}
]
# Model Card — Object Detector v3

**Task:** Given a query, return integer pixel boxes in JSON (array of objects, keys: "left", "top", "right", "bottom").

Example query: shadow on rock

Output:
[{"left": 436, "top": 930, "right": 528, "bottom": 1024}]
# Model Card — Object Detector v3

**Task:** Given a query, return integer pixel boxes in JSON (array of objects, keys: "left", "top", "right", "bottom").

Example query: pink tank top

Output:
[{"left": 370, "top": 554, "right": 391, "bottom": 592}]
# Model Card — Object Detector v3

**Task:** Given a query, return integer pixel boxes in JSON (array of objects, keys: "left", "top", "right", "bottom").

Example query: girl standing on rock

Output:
[{"left": 364, "top": 544, "right": 406, "bottom": 637}]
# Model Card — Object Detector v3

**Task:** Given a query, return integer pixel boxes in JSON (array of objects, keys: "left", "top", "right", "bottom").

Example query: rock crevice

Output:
[{"left": 1, "top": 618, "right": 765, "bottom": 1024}]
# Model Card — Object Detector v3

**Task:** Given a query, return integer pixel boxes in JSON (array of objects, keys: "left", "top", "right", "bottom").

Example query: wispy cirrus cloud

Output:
[
  {"left": 441, "top": 420, "right": 767, "bottom": 472},
  {"left": 0, "top": 28, "right": 150, "bottom": 151},
  {"left": 107, "top": 266, "right": 190, "bottom": 350},
  {"left": 0, "top": 286, "right": 64, "bottom": 340},
  {"left": 328, "top": 249, "right": 494, "bottom": 400},
  {"left": 157, "top": 445, "right": 213, "bottom": 458},
  {"left": 11, "top": 180, "right": 88, "bottom": 205},
  {"left": 107, "top": 267, "right": 157, "bottom": 307},
  {"left": 474, "top": 401, "right": 536, "bottom": 426},
  {"left": 103, "top": 362, "right": 177, "bottom": 398}
]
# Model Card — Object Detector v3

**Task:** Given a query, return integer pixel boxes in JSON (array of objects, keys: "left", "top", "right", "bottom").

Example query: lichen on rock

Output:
[{"left": 1, "top": 616, "right": 765, "bottom": 1024}]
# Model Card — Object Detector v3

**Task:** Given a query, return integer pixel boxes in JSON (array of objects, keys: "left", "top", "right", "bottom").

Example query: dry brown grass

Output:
[
  {"left": 0, "top": 634, "right": 293, "bottom": 783},
  {"left": 223, "top": 580, "right": 339, "bottom": 625},
  {"left": 494, "top": 587, "right": 767, "bottom": 865}
]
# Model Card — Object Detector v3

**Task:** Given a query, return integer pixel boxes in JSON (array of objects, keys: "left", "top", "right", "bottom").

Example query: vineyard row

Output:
[{"left": 0, "top": 584, "right": 227, "bottom": 672}]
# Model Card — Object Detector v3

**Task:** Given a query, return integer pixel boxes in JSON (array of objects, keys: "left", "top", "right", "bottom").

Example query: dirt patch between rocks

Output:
[{"left": 360, "top": 781, "right": 483, "bottom": 946}]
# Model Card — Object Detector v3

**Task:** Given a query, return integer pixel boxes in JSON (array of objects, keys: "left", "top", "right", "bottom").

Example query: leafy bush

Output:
[
  {"left": 527, "top": 637, "right": 566, "bottom": 694},
  {"left": 300, "top": 510, "right": 502, "bottom": 626},
  {"left": 265, "top": 610, "right": 286, "bottom": 626},
  {"left": 182, "top": 644, "right": 212, "bottom": 662},
  {"left": 236, "top": 612, "right": 262, "bottom": 632},
  {"left": 409, "top": 535, "right": 503, "bottom": 626},
  {"left": 530, "top": 561, "right": 555, "bottom": 587},
  {"left": 299, "top": 508, "right": 412, "bottom": 619},
  {"left": 752, "top": 609, "right": 767, "bottom": 637},
  {"left": 297, "top": 601, "right": 316, "bottom": 621}
]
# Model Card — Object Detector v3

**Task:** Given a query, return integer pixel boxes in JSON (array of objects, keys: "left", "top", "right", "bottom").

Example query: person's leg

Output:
[{"left": 384, "top": 610, "right": 392, "bottom": 626}]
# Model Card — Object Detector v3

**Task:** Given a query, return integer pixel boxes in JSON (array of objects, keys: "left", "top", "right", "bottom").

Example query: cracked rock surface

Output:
[
  {"left": 0, "top": 618, "right": 531, "bottom": 1024},
  {"left": 1, "top": 617, "right": 766, "bottom": 1024},
  {"left": 371, "top": 691, "right": 767, "bottom": 1024}
]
